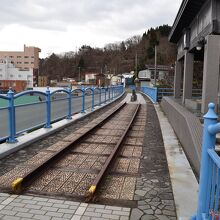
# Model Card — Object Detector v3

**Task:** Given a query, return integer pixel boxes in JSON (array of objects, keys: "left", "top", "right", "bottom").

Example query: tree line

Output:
[{"left": 39, "top": 24, "right": 177, "bottom": 82}]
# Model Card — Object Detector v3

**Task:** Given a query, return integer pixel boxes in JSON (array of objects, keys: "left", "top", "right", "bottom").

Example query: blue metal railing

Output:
[
  {"left": 140, "top": 86, "right": 158, "bottom": 103},
  {"left": 141, "top": 86, "right": 203, "bottom": 102},
  {"left": 192, "top": 103, "right": 220, "bottom": 220},
  {"left": 157, "top": 88, "right": 202, "bottom": 101},
  {"left": 0, "top": 85, "right": 124, "bottom": 143}
]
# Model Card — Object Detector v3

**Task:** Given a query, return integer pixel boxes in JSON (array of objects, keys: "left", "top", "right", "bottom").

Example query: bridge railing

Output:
[
  {"left": 141, "top": 86, "right": 203, "bottom": 102},
  {"left": 140, "top": 86, "right": 158, "bottom": 103},
  {"left": 192, "top": 103, "right": 220, "bottom": 220},
  {"left": 0, "top": 85, "right": 124, "bottom": 143}
]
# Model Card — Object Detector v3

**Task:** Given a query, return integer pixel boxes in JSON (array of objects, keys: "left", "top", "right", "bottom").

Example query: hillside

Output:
[{"left": 39, "top": 25, "right": 177, "bottom": 82}]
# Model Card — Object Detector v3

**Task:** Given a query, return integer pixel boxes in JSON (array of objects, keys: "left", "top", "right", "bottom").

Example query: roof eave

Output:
[{"left": 169, "top": 0, "right": 189, "bottom": 43}]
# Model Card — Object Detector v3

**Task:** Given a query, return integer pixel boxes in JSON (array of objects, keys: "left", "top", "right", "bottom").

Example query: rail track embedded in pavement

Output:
[{"left": 0, "top": 101, "right": 145, "bottom": 206}]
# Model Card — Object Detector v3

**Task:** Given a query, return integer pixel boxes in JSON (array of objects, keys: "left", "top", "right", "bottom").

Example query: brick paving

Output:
[
  {"left": 0, "top": 193, "right": 130, "bottom": 220},
  {"left": 131, "top": 97, "right": 177, "bottom": 220}
]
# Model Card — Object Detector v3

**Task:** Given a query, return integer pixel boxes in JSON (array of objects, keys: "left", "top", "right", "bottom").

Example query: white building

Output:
[
  {"left": 0, "top": 59, "right": 33, "bottom": 88},
  {"left": 138, "top": 69, "right": 151, "bottom": 79},
  {"left": 111, "top": 76, "right": 121, "bottom": 85}
]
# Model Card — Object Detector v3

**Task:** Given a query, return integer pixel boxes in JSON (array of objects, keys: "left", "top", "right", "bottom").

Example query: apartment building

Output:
[
  {"left": 0, "top": 45, "right": 41, "bottom": 86},
  {"left": 0, "top": 59, "right": 33, "bottom": 92}
]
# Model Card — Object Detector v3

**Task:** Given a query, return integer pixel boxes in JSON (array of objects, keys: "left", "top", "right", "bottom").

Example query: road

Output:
[{"left": 0, "top": 93, "right": 109, "bottom": 140}]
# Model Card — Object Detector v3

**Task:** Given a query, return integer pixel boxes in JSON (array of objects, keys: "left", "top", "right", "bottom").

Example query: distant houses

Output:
[{"left": 138, "top": 65, "right": 172, "bottom": 87}]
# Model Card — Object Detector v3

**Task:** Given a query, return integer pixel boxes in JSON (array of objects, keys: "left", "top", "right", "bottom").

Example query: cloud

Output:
[{"left": 0, "top": 0, "right": 182, "bottom": 57}]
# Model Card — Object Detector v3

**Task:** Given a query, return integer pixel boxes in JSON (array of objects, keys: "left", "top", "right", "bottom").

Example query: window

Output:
[
  {"left": 0, "top": 74, "right": 2, "bottom": 77},
  {"left": 18, "top": 75, "right": 22, "bottom": 78},
  {"left": 0, "top": 69, "right": 2, "bottom": 71},
  {"left": 17, "top": 62, "right": 22, "bottom": 64},
  {"left": 10, "top": 74, "right": 13, "bottom": 78},
  {"left": 24, "top": 56, "right": 29, "bottom": 58},
  {"left": 31, "top": 56, "right": 34, "bottom": 58},
  {"left": 24, "top": 62, "right": 29, "bottom": 64},
  {"left": 17, "top": 56, "right": 22, "bottom": 58},
  {"left": 9, "top": 56, "right": 14, "bottom": 58},
  {"left": 31, "top": 62, "right": 34, "bottom": 64}
]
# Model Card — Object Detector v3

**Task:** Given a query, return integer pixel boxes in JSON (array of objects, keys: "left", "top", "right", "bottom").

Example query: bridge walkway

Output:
[{"left": 0, "top": 93, "right": 197, "bottom": 220}]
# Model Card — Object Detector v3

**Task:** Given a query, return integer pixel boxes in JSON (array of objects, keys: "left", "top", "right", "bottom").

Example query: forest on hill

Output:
[{"left": 39, "top": 24, "right": 177, "bottom": 81}]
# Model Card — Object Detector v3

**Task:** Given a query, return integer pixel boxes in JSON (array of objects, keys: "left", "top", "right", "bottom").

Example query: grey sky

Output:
[{"left": 0, "top": 0, "right": 182, "bottom": 57}]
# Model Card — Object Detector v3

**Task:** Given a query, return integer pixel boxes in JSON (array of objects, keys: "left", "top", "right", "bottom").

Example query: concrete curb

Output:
[
  {"left": 154, "top": 104, "right": 198, "bottom": 220},
  {"left": 0, "top": 92, "right": 125, "bottom": 159}
]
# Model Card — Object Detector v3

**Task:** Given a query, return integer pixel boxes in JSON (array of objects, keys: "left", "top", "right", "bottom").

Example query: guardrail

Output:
[
  {"left": 192, "top": 103, "right": 220, "bottom": 220},
  {"left": 0, "top": 85, "right": 124, "bottom": 143},
  {"left": 157, "top": 88, "right": 202, "bottom": 101},
  {"left": 140, "top": 86, "right": 158, "bottom": 103},
  {"left": 141, "top": 86, "right": 202, "bottom": 102}
]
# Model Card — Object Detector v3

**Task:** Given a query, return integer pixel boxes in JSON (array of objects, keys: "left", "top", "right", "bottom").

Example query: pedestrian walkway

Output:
[
  {"left": 0, "top": 193, "right": 130, "bottom": 220},
  {"left": 0, "top": 93, "right": 198, "bottom": 220}
]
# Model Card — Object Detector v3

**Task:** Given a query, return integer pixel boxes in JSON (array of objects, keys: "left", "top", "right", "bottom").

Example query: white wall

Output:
[
  {"left": 111, "top": 76, "right": 121, "bottom": 85},
  {"left": 85, "top": 74, "right": 96, "bottom": 83},
  {"left": 0, "top": 61, "right": 33, "bottom": 88},
  {"left": 138, "top": 69, "right": 151, "bottom": 79}
]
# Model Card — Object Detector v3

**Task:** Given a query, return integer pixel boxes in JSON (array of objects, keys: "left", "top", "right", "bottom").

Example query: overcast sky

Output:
[{"left": 0, "top": 0, "right": 182, "bottom": 58}]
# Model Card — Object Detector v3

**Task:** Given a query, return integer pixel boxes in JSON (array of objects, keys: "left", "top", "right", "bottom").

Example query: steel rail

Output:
[
  {"left": 87, "top": 103, "right": 140, "bottom": 200},
  {"left": 11, "top": 102, "right": 127, "bottom": 193}
]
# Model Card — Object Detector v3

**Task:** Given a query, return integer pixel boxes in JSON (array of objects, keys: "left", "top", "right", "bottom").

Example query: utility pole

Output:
[
  {"left": 78, "top": 67, "right": 81, "bottom": 82},
  {"left": 154, "top": 45, "right": 157, "bottom": 86},
  {"left": 135, "top": 52, "right": 138, "bottom": 78}
]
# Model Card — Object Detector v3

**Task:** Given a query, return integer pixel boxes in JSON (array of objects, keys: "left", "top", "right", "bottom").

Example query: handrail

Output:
[
  {"left": 0, "top": 94, "right": 10, "bottom": 100},
  {"left": 192, "top": 103, "right": 220, "bottom": 220},
  {"left": 14, "top": 90, "right": 46, "bottom": 99},
  {"left": 0, "top": 85, "right": 124, "bottom": 143},
  {"left": 50, "top": 89, "right": 69, "bottom": 96},
  {"left": 72, "top": 88, "right": 83, "bottom": 93}
]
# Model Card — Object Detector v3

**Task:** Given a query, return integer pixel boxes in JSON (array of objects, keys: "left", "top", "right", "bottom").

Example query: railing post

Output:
[
  {"left": 7, "top": 88, "right": 17, "bottom": 143},
  {"left": 195, "top": 103, "right": 218, "bottom": 220},
  {"left": 44, "top": 87, "right": 52, "bottom": 128},
  {"left": 108, "top": 86, "right": 111, "bottom": 101},
  {"left": 111, "top": 86, "right": 114, "bottom": 100},
  {"left": 92, "top": 86, "right": 94, "bottom": 110},
  {"left": 81, "top": 86, "right": 85, "bottom": 113},
  {"left": 99, "top": 87, "right": 101, "bottom": 106},
  {"left": 154, "top": 87, "right": 158, "bottom": 102},
  {"left": 104, "top": 87, "right": 107, "bottom": 103},
  {"left": 66, "top": 87, "right": 72, "bottom": 119}
]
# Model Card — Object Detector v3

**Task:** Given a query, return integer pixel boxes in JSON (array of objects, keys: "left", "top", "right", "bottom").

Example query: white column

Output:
[
  {"left": 182, "top": 52, "right": 194, "bottom": 104},
  {"left": 201, "top": 35, "right": 220, "bottom": 113}
]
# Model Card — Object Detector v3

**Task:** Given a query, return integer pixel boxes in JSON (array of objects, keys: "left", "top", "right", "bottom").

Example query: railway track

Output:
[{"left": 0, "top": 101, "right": 146, "bottom": 205}]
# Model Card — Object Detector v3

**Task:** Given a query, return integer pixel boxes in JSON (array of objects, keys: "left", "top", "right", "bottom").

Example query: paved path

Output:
[
  {"left": 130, "top": 97, "right": 176, "bottom": 220},
  {"left": 0, "top": 93, "right": 190, "bottom": 220},
  {"left": 0, "top": 193, "right": 130, "bottom": 220}
]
